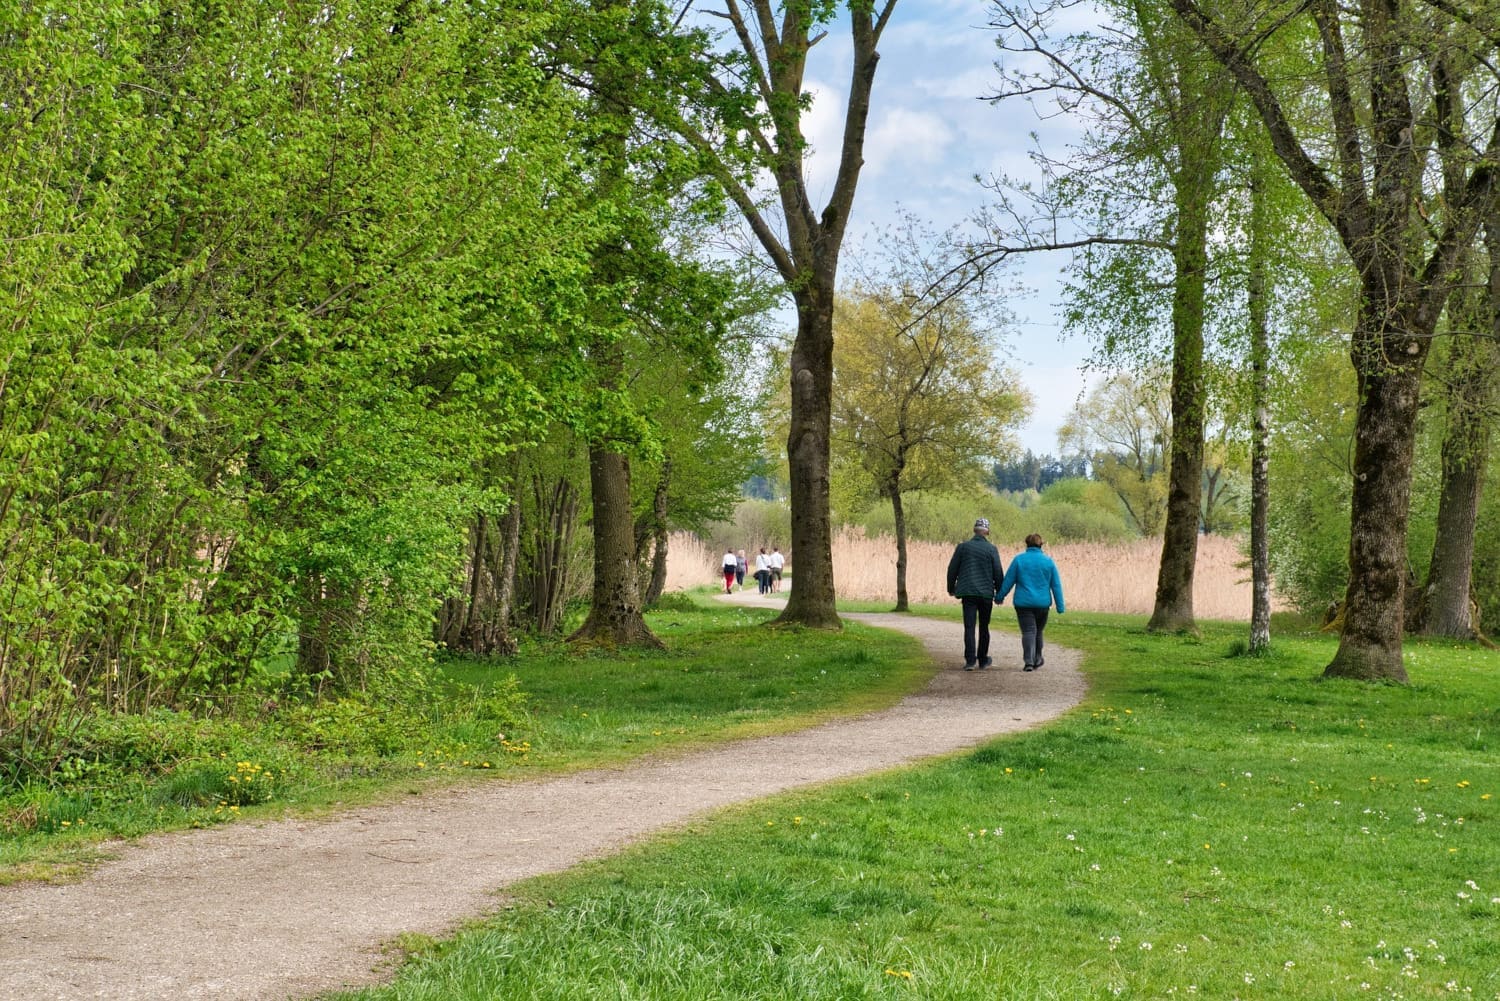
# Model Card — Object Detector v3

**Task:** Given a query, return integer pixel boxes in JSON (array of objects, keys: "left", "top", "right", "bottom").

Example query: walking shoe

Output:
[
  {"left": 963, "top": 661, "right": 976, "bottom": 671},
  {"left": 1022, "top": 664, "right": 1035, "bottom": 672},
  {"left": 979, "top": 657, "right": 992, "bottom": 670},
  {"left": 1034, "top": 657, "right": 1044, "bottom": 669}
]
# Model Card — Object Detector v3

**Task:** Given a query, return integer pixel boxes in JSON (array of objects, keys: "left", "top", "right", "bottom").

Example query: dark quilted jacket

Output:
[{"left": 946, "top": 534, "right": 1004, "bottom": 598}]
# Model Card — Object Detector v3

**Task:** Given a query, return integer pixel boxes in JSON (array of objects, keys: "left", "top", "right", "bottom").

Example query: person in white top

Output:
[
  {"left": 768, "top": 547, "right": 785, "bottom": 592},
  {"left": 721, "top": 548, "right": 738, "bottom": 593},
  {"left": 754, "top": 547, "right": 772, "bottom": 594}
]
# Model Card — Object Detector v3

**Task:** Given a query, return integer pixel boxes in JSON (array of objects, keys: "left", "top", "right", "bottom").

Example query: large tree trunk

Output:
[
  {"left": 1416, "top": 236, "right": 1497, "bottom": 639},
  {"left": 1247, "top": 154, "right": 1273, "bottom": 653},
  {"left": 889, "top": 480, "right": 909, "bottom": 613},
  {"left": 777, "top": 287, "right": 841, "bottom": 629},
  {"left": 1324, "top": 299, "right": 1429, "bottom": 682},
  {"left": 571, "top": 446, "right": 661, "bottom": 647},
  {"left": 1149, "top": 148, "right": 1215, "bottom": 634}
]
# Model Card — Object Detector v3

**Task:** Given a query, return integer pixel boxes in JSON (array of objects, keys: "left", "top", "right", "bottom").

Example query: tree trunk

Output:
[
  {"left": 776, "top": 288, "right": 841, "bottom": 629},
  {"left": 490, "top": 495, "right": 521, "bottom": 655},
  {"left": 524, "top": 473, "right": 578, "bottom": 636},
  {"left": 889, "top": 480, "right": 908, "bottom": 612},
  {"left": 642, "top": 460, "right": 671, "bottom": 607},
  {"left": 1323, "top": 299, "right": 1428, "bottom": 683},
  {"left": 1417, "top": 237, "right": 1497, "bottom": 639},
  {"left": 570, "top": 445, "right": 661, "bottom": 648},
  {"left": 1247, "top": 155, "right": 1272, "bottom": 653},
  {"left": 1149, "top": 151, "right": 1215, "bottom": 634}
]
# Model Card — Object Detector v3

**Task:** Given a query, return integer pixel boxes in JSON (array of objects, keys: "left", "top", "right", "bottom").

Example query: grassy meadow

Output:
[
  {"left": 327, "top": 611, "right": 1499, "bottom": 1001},
  {"left": 669, "top": 530, "right": 1284, "bottom": 619},
  {"left": 0, "top": 599, "right": 929, "bottom": 882}
]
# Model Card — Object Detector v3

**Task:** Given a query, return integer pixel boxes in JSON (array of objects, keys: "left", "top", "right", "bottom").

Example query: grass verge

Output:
[
  {"left": 325, "top": 610, "right": 1500, "bottom": 1000},
  {"left": 0, "top": 594, "right": 929, "bottom": 883}
]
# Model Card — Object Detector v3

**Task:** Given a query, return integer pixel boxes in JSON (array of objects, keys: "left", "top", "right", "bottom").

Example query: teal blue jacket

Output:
[
  {"left": 997, "top": 546, "right": 1065, "bottom": 612},
  {"left": 947, "top": 534, "right": 1004, "bottom": 598}
]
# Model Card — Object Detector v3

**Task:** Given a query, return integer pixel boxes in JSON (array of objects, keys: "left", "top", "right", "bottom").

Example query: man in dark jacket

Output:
[{"left": 946, "top": 518, "right": 1006, "bottom": 670}]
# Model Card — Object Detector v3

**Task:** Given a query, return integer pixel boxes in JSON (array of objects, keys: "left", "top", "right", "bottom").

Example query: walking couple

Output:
[{"left": 946, "top": 518, "right": 1065, "bottom": 672}]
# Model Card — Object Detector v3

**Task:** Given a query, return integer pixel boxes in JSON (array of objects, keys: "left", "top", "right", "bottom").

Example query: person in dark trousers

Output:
[
  {"left": 996, "top": 533, "right": 1065, "bottom": 671},
  {"left": 946, "top": 518, "right": 1006, "bottom": 671}
]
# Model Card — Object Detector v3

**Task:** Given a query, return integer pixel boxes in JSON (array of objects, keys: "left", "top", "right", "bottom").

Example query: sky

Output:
[{"left": 758, "top": 0, "right": 1107, "bottom": 456}]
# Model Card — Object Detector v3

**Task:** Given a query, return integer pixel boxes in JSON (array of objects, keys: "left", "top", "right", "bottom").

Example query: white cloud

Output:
[
  {"left": 799, "top": 76, "right": 848, "bottom": 202},
  {"left": 863, "top": 107, "right": 956, "bottom": 178}
]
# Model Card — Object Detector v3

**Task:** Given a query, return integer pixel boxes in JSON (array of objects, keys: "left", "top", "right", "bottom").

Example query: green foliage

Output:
[
  {"left": 708, "top": 499, "right": 793, "bottom": 554},
  {"left": 854, "top": 485, "right": 1134, "bottom": 546},
  {"left": 0, "top": 1, "right": 592, "bottom": 765},
  {"left": 1038, "top": 477, "right": 1127, "bottom": 516},
  {"left": 1264, "top": 347, "right": 1357, "bottom": 614},
  {"left": 856, "top": 491, "right": 1024, "bottom": 544},
  {"left": 0, "top": 0, "right": 770, "bottom": 772},
  {"left": 1025, "top": 501, "right": 1136, "bottom": 544}
]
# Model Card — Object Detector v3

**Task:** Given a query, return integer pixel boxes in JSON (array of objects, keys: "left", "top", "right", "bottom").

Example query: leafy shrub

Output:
[
  {"left": 1022, "top": 502, "right": 1134, "bottom": 544},
  {"left": 1267, "top": 462, "right": 1350, "bottom": 614},
  {"left": 856, "top": 487, "right": 1132, "bottom": 546},
  {"left": 856, "top": 491, "right": 1025, "bottom": 544},
  {"left": 705, "top": 499, "right": 792, "bottom": 554}
]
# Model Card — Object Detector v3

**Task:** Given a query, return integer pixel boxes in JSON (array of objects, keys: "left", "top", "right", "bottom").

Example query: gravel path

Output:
[{"left": 0, "top": 594, "right": 1085, "bottom": 1001}]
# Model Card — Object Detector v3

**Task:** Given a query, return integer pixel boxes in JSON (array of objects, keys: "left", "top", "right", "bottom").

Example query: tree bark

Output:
[
  {"left": 570, "top": 446, "right": 661, "bottom": 647},
  {"left": 1149, "top": 112, "right": 1223, "bottom": 633},
  {"left": 777, "top": 287, "right": 842, "bottom": 629},
  {"left": 1417, "top": 233, "right": 1497, "bottom": 639},
  {"left": 1323, "top": 300, "right": 1426, "bottom": 682},
  {"left": 642, "top": 460, "right": 671, "bottom": 607},
  {"left": 524, "top": 473, "right": 579, "bottom": 636},
  {"left": 889, "top": 479, "right": 909, "bottom": 612},
  {"left": 1247, "top": 154, "right": 1273, "bottom": 653},
  {"left": 491, "top": 494, "right": 521, "bottom": 655}
]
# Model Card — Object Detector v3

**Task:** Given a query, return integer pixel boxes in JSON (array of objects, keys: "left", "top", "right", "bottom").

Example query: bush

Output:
[
  {"left": 1267, "top": 463, "right": 1350, "bottom": 615},
  {"left": 705, "top": 499, "right": 791, "bottom": 555},
  {"left": 855, "top": 491, "right": 1024, "bottom": 544},
  {"left": 1023, "top": 502, "right": 1134, "bottom": 544},
  {"left": 1037, "top": 477, "right": 1130, "bottom": 521},
  {"left": 854, "top": 486, "right": 1133, "bottom": 546}
]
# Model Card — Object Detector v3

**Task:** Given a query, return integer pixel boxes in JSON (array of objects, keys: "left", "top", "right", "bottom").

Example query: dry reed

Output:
[{"left": 665, "top": 529, "right": 1286, "bottom": 621}]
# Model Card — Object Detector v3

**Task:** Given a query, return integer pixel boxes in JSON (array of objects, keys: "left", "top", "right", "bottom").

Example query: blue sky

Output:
[{"left": 783, "top": 0, "right": 1104, "bottom": 456}]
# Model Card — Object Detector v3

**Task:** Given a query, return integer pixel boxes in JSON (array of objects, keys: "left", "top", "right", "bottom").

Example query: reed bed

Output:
[{"left": 666, "top": 529, "right": 1286, "bottom": 620}]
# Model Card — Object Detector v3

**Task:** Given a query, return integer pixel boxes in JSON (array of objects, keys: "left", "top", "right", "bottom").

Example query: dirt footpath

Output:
[{"left": 0, "top": 595, "right": 1085, "bottom": 1001}]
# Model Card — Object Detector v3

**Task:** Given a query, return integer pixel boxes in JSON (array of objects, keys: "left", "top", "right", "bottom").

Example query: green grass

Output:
[
  {"left": 326, "top": 611, "right": 1500, "bottom": 1001},
  {"left": 0, "top": 595, "right": 929, "bottom": 882}
]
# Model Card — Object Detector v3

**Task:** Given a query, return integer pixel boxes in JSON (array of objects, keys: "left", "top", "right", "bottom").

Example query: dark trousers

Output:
[
  {"left": 1015, "top": 606, "right": 1050, "bottom": 666},
  {"left": 961, "top": 596, "right": 993, "bottom": 665}
]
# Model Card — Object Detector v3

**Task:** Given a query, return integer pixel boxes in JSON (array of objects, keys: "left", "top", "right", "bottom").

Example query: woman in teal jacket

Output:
[{"left": 996, "top": 533, "right": 1065, "bottom": 671}]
